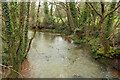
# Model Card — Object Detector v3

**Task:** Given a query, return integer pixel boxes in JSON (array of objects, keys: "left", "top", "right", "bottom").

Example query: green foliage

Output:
[
  {"left": 2, "top": 2, "right": 31, "bottom": 77},
  {"left": 69, "top": 2, "right": 77, "bottom": 19},
  {"left": 88, "top": 38, "right": 100, "bottom": 54},
  {"left": 2, "top": 2, "right": 12, "bottom": 53},
  {"left": 74, "top": 27, "right": 82, "bottom": 33},
  {"left": 52, "top": 2, "right": 119, "bottom": 61},
  {"left": 48, "top": 16, "right": 55, "bottom": 23},
  {"left": 87, "top": 38, "right": 120, "bottom": 59},
  {"left": 81, "top": 2, "right": 90, "bottom": 25},
  {"left": 1, "top": 2, "right": 120, "bottom": 77},
  {"left": 72, "top": 35, "right": 87, "bottom": 44},
  {"left": 52, "top": 24, "right": 71, "bottom": 35},
  {"left": 69, "top": 2, "right": 78, "bottom": 26},
  {"left": 52, "top": 25, "right": 63, "bottom": 33},
  {"left": 96, "top": 46, "right": 120, "bottom": 59},
  {"left": 31, "top": 2, "right": 36, "bottom": 21},
  {"left": 90, "top": 46, "right": 97, "bottom": 53},
  {"left": 44, "top": 2, "right": 49, "bottom": 18},
  {"left": 72, "top": 35, "right": 80, "bottom": 43},
  {"left": 2, "top": 52, "right": 9, "bottom": 65},
  {"left": 105, "top": 2, "right": 116, "bottom": 37},
  {"left": 0, "top": 34, "right": 7, "bottom": 41},
  {"left": 44, "top": 2, "right": 49, "bottom": 14}
]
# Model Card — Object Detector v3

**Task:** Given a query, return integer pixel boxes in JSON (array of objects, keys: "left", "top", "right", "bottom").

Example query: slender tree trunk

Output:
[
  {"left": 2, "top": 2, "right": 12, "bottom": 65},
  {"left": 69, "top": 2, "right": 78, "bottom": 27},
  {"left": 23, "top": 2, "right": 30, "bottom": 57},
  {"left": 30, "top": 2, "right": 36, "bottom": 26},
  {"left": 66, "top": 1, "right": 75, "bottom": 31},
  {"left": 24, "top": 1, "right": 40, "bottom": 58},
  {"left": 50, "top": 2, "right": 53, "bottom": 16}
]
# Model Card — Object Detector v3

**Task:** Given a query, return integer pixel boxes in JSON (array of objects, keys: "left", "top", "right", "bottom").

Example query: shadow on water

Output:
[{"left": 23, "top": 30, "right": 116, "bottom": 78}]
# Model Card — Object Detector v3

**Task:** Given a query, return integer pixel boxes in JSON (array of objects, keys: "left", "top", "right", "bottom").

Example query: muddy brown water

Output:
[{"left": 23, "top": 31, "right": 117, "bottom": 78}]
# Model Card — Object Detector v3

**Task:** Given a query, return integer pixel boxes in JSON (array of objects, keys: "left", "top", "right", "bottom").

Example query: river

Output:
[{"left": 24, "top": 31, "right": 116, "bottom": 78}]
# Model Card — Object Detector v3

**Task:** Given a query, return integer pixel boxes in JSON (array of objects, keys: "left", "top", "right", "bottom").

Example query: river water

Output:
[{"left": 26, "top": 31, "right": 115, "bottom": 78}]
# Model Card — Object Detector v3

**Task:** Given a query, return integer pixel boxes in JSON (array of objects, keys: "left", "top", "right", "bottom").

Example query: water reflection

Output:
[{"left": 27, "top": 31, "right": 115, "bottom": 78}]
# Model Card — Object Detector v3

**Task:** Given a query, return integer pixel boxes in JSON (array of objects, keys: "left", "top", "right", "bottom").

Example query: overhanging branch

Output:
[
  {"left": 88, "top": 3, "right": 102, "bottom": 18},
  {"left": 104, "top": 3, "right": 120, "bottom": 19}
]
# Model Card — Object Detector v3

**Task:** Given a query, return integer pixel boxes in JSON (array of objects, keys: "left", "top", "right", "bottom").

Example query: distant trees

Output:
[
  {"left": 50, "top": 2, "right": 53, "bottom": 17},
  {"left": 44, "top": 2, "right": 49, "bottom": 23},
  {"left": 30, "top": 2, "right": 36, "bottom": 26}
]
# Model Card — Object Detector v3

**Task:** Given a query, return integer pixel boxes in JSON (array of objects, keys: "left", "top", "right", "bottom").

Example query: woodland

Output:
[{"left": 0, "top": 0, "right": 120, "bottom": 78}]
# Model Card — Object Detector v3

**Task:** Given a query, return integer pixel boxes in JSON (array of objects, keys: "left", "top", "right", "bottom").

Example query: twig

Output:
[
  {"left": 56, "top": 5, "right": 67, "bottom": 26},
  {"left": 0, "top": 34, "right": 7, "bottom": 41},
  {"left": 88, "top": 3, "right": 102, "bottom": 18},
  {"left": 107, "top": 17, "right": 120, "bottom": 40},
  {"left": 77, "top": 6, "right": 82, "bottom": 22},
  {"left": 0, "top": 64, "right": 24, "bottom": 78},
  {"left": 104, "top": 4, "right": 120, "bottom": 19}
]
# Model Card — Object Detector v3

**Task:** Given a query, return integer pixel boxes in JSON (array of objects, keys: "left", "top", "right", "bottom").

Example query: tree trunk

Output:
[{"left": 66, "top": 2, "right": 75, "bottom": 31}]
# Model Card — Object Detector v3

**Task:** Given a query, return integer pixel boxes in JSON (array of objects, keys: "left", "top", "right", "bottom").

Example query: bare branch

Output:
[
  {"left": 59, "top": 2, "right": 66, "bottom": 9},
  {"left": 88, "top": 3, "right": 102, "bottom": 18},
  {"left": 0, "top": 34, "right": 7, "bottom": 41},
  {"left": 56, "top": 6, "right": 66, "bottom": 25},
  {"left": 104, "top": 4, "right": 120, "bottom": 19},
  {"left": 77, "top": 6, "right": 82, "bottom": 22},
  {"left": 107, "top": 17, "right": 120, "bottom": 40},
  {"left": 0, "top": 64, "right": 24, "bottom": 78}
]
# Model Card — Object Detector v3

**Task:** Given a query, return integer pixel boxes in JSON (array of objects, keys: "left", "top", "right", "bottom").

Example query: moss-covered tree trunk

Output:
[
  {"left": 23, "top": 2, "right": 30, "bottom": 57},
  {"left": 2, "top": 2, "right": 12, "bottom": 66},
  {"left": 2, "top": 2, "right": 31, "bottom": 78},
  {"left": 69, "top": 1, "right": 78, "bottom": 27}
]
